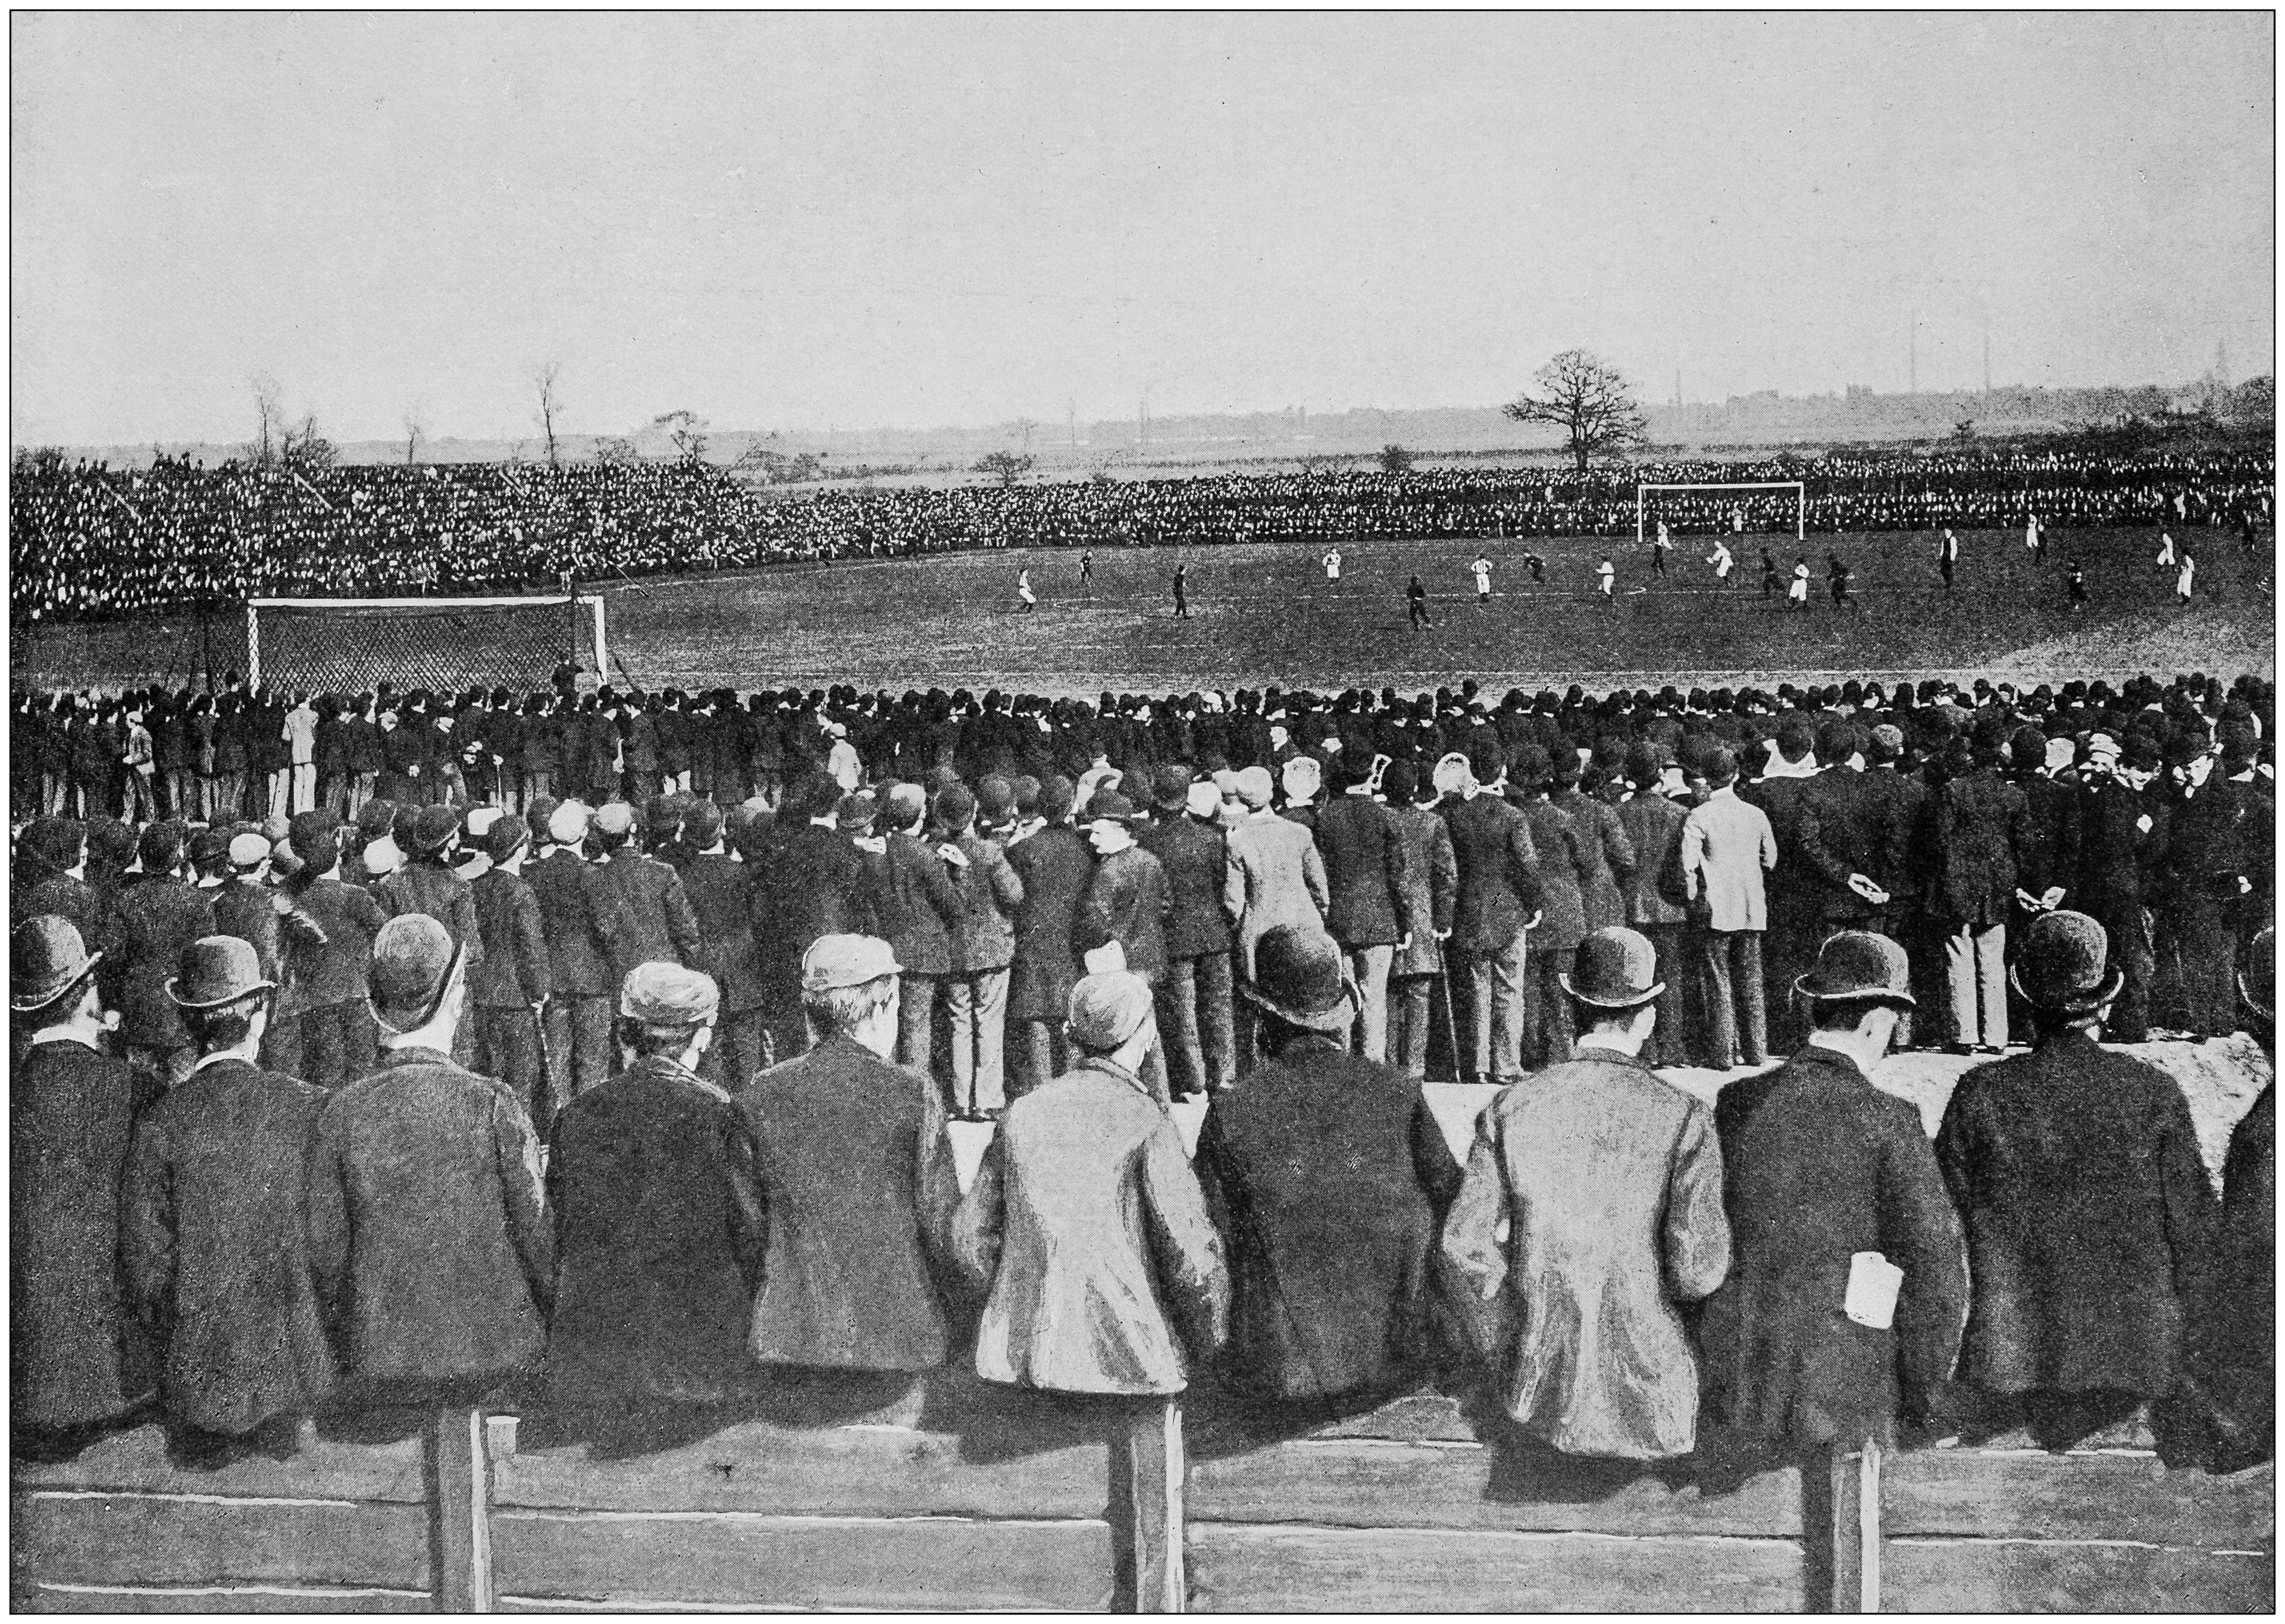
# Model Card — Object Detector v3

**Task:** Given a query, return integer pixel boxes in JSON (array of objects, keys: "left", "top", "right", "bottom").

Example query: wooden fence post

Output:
[
  {"left": 1816, "top": 1438, "right": 1882, "bottom": 1613},
  {"left": 1111, "top": 1396, "right": 1186, "bottom": 1612},
  {"left": 425, "top": 1404, "right": 495, "bottom": 1612}
]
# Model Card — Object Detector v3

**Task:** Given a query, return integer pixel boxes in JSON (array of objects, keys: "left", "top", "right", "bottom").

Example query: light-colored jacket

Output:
[
  {"left": 1680, "top": 786, "right": 1779, "bottom": 933},
  {"left": 1222, "top": 811, "right": 1330, "bottom": 979},
  {"left": 1441, "top": 1048, "right": 1732, "bottom": 1459},
  {"left": 954, "top": 1057, "right": 1228, "bottom": 1395}
]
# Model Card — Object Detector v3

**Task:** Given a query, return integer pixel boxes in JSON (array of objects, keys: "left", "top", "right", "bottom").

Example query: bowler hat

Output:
[
  {"left": 1085, "top": 789, "right": 1141, "bottom": 826},
  {"left": 619, "top": 961, "right": 720, "bottom": 1028},
  {"left": 1240, "top": 925, "right": 1359, "bottom": 1035},
  {"left": 12, "top": 916, "right": 102, "bottom": 1014},
  {"left": 1559, "top": 926, "right": 1666, "bottom": 1011},
  {"left": 481, "top": 815, "right": 529, "bottom": 864},
  {"left": 1151, "top": 764, "right": 1194, "bottom": 811},
  {"left": 2009, "top": 910, "right": 2124, "bottom": 1016},
  {"left": 368, "top": 914, "right": 463, "bottom": 1029},
  {"left": 166, "top": 935, "right": 275, "bottom": 1010},
  {"left": 835, "top": 791, "right": 879, "bottom": 833},
  {"left": 935, "top": 783, "right": 977, "bottom": 830},
  {"left": 2240, "top": 926, "right": 2274, "bottom": 1023},
  {"left": 1793, "top": 930, "right": 1915, "bottom": 1010},
  {"left": 408, "top": 803, "right": 460, "bottom": 855}
]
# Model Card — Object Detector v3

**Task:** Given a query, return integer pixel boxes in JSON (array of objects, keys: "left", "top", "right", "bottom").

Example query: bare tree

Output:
[
  {"left": 650, "top": 409, "right": 709, "bottom": 465},
  {"left": 1503, "top": 350, "right": 1647, "bottom": 471},
  {"left": 280, "top": 412, "right": 339, "bottom": 471},
  {"left": 974, "top": 449, "right": 1035, "bottom": 487},
  {"left": 402, "top": 406, "right": 427, "bottom": 465},
  {"left": 249, "top": 372, "right": 286, "bottom": 466},
  {"left": 532, "top": 362, "right": 564, "bottom": 468},
  {"left": 591, "top": 434, "right": 640, "bottom": 466}
]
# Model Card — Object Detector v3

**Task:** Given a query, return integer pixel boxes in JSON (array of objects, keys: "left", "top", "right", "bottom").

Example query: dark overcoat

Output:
[
  {"left": 586, "top": 847, "right": 702, "bottom": 979},
  {"left": 2206, "top": 1084, "right": 2274, "bottom": 1447},
  {"left": 1193, "top": 1034, "right": 1460, "bottom": 1403},
  {"left": 1796, "top": 767, "right": 1890, "bottom": 923},
  {"left": 111, "top": 873, "right": 217, "bottom": 1050},
  {"left": 546, "top": 1056, "right": 768, "bottom": 1407},
  {"left": 1551, "top": 786, "right": 1636, "bottom": 933},
  {"left": 1928, "top": 769, "right": 2032, "bottom": 927},
  {"left": 1701, "top": 1045, "right": 1968, "bottom": 1445},
  {"left": 681, "top": 851, "right": 765, "bottom": 1015},
  {"left": 469, "top": 867, "right": 550, "bottom": 1008},
  {"left": 1386, "top": 801, "right": 1457, "bottom": 977},
  {"left": 1442, "top": 793, "right": 1541, "bottom": 955},
  {"left": 1006, "top": 826, "right": 1094, "bottom": 1022},
  {"left": 872, "top": 830, "right": 964, "bottom": 977},
  {"left": 1138, "top": 814, "right": 1232, "bottom": 961},
  {"left": 1311, "top": 794, "right": 1407, "bottom": 949},
  {"left": 527, "top": 848, "right": 615, "bottom": 999},
  {"left": 1933, "top": 1029, "right": 2217, "bottom": 1398},
  {"left": 121, "top": 1057, "right": 336, "bottom": 1434},
  {"left": 1078, "top": 844, "right": 1169, "bottom": 974},
  {"left": 380, "top": 858, "right": 484, "bottom": 970},
  {"left": 1515, "top": 795, "right": 1589, "bottom": 954}
]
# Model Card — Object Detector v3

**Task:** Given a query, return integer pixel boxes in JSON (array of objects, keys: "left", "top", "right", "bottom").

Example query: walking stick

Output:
[
  {"left": 530, "top": 999, "right": 561, "bottom": 1139},
  {"left": 1439, "top": 967, "right": 1464, "bottom": 1083}
]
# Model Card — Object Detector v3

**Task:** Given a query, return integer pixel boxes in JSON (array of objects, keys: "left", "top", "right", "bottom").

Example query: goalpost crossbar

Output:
[{"left": 1636, "top": 481, "right": 1806, "bottom": 544}]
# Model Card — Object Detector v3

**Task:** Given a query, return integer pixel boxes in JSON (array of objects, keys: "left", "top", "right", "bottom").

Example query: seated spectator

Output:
[
  {"left": 305, "top": 914, "right": 553, "bottom": 1403},
  {"left": 1195, "top": 925, "right": 1460, "bottom": 1411},
  {"left": 1935, "top": 911, "right": 2217, "bottom": 1450},
  {"left": 546, "top": 964, "right": 766, "bottom": 1432},
  {"left": 1441, "top": 927, "right": 1730, "bottom": 1460},
  {"left": 122, "top": 936, "right": 334, "bottom": 1460},
  {"left": 1701, "top": 932, "right": 1965, "bottom": 1454},
  {"left": 954, "top": 970, "right": 1229, "bottom": 1396},
  {"left": 741, "top": 936, "right": 963, "bottom": 1380}
]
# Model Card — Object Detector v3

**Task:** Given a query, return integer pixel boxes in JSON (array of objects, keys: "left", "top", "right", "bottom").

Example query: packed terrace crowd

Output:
[{"left": 11, "top": 445, "right": 2274, "bottom": 622}]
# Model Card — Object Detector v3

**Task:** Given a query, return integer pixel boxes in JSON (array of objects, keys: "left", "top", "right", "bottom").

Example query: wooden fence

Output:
[{"left": 12, "top": 1375, "right": 2272, "bottom": 1613}]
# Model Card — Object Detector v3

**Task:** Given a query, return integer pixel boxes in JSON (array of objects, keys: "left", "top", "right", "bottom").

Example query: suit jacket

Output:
[
  {"left": 1007, "top": 826, "right": 1094, "bottom": 1022},
  {"left": 380, "top": 859, "right": 484, "bottom": 971},
  {"left": 1312, "top": 794, "right": 1408, "bottom": 948},
  {"left": 1195, "top": 1036, "right": 1460, "bottom": 1402},
  {"left": 1614, "top": 792, "right": 1691, "bottom": 928},
  {"left": 121, "top": 1057, "right": 335, "bottom": 1434},
  {"left": 874, "top": 830, "right": 964, "bottom": 977},
  {"left": 2208, "top": 1084, "right": 2274, "bottom": 1441},
  {"left": 112, "top": 874, "right": 218, "bottom": 1049},
  {"left": 1552, "top": 788, "right": 1636, "bottom": 933},
  {"left": 1140, "top": 813, "right": 1235, "bottom": 960},
  {"left": 1743, "top": 771, "right": 1820, "bottom": 925},
  {"left": 1934, "top": 1029, "right": 2217, "bottom": 1397},
  {"left": 1079, "top": 844, "right": 1170, "bottom": 975},
  {"left": 528, "top": 848, "right": 615, "bottom": 999},
  {"left": 1388, "top": 802, "right": 1457, "bottom": 977},
  {"left": 947, "top": 831, "right": 1024, "bottom": 975},
  {"left": 1681, "top": 788, "right": 1778, "bottom": 934},
  {"left": 954, "top": 1056, "right": 1228, "bottom": 1395},
  {"left": 306, "top": 1045, "right": 554, "bottom": 1392},
  {"left": 1224, "top": 812, "right": 1331, "bottom": 977},
  {"left": 547, "top": 1056, "right": 768, "bottom": 1407},
  {"left": 1444, "top": 792, "right": 1542, "bottom": 955},
  {"left": 292, "top": 876, "right": 390, "bottom": 1010},
  {"left": 1701, "top": 1045, "right": 1967, "bottom": 1444},
  {"left": 1516, "top": 796, "right": 1591, "bottom": 953},
  {"left": 212, "top": 876, "right": 327, "bottom": 1018},
  {"left": 681, "top": 851, "right": 765, "bottom": 1014},
  {"left": 1865, "top": 764, "right": 1933, "bottom": 910},
  {"left": 742, "top": 1037, "right": 963, "bottom": 1371},
  {"left": 1929, "top": 769, "right": 2032, "bottom": 926},
  {"left": 1442, "top": 1048, "right": 1730, "bottom": 1459},
  {"left": 757, "top": 823, "right": 877, "bottom": 971},
  {"left": 2074, "top": 777, "right": 2168, "bottom": 925},
  {"left": 586, "top": 846, "right": 703, "bottom": 980},
  {"left": 1796, "top": 766, "right": 1890, "bottom": 923},
  {"left": 469, "top": 867, "right": 550, "bottom": 1008},
  {"left": 2016, "top": 773, "right": 2082, "bottom": 902},
  {"left": 12, "top": 1034, "right": 158, "bottom": 1428}
]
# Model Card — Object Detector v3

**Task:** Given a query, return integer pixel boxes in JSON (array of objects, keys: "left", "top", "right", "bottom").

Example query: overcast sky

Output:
[{"left": 11, "top": 11, "right": 2274, "bottom": 448}]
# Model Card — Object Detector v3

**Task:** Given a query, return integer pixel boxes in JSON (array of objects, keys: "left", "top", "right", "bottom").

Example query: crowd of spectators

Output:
[{"left": 12, "top": 446, "right": 2273, "bottom": 623}]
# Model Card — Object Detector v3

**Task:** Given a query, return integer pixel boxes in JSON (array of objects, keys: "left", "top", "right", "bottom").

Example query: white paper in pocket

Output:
[
  {"left": 1082, "top": 940, "right": 1128, "bottom": 975},
  {"left": 1844, "top": 1250, "right": 1905, "bottom": 1330}
]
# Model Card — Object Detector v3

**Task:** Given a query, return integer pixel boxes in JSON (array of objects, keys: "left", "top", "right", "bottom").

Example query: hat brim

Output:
[
  {"left": 2007, "top": 963, "right": 2124, "bottom": 1017},
  {"left": 1557, "top": 974, "right": 1666, "bottom": 1012},
  {"left": 1239, "top": 980, "right": 1359, "bottom": 1034},
  {"left": 370, "top": 936, "right": 467, "bottom": 1030},
  {"left": 165, "top": 968, "right": 276, "bottom": 1011},
  {"left": 1792, "top": 976, "right": 1917, "bottom": 1011},
  {"left": 12, "top": 951, "right": 103, "bottom": 1014}
]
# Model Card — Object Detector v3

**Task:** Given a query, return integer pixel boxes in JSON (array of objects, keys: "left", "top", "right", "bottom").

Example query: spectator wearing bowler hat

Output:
[
  {"left": 306, "top": 914, "right": 553, "bottom": 1402},
  {"left": 741, "top": 936, "right": 965, "bottom": 1380},
  {"left": 1442, "top": 737, "right": 1542, "bottom": 1085},
  {"left": 469, "top": 812, "right": 551, "bottom": 1122},
  {"left": 2072, "top": 733, "right": 2170, "bottom": 1042},
  {"left": 1935, "top": 910, "right": 2217, "bottom": 1450},
  {"left": 1309, "top": 753, "right": 1411, "bottom": 1064},
  {"left": 1679, "top": 745, "right": 1779, "bottom": 1070},
  {"left": 1701, "top": 931, "right": 1966, "bottom": 1454},
  {"left": 123, "top": 936, "right": 334, "bottom": 1458},
  {"left": 1076, "top": 790, "right": 1173, "bottom": 1100},
  {"left": 1382, "top": 760, "right": 1457, "bottom": 1080},
  {"left": 871, "top": 781, "right": 966, "bottom": 1080},
  {"left": 280, "top": 822, "right": 389, "bottom": 1089},
  {"left": 1005, "top": 776, "right": 1095, "bottom": 1098},
  {"left": 1443, "top": 927, "right": 1730, "bottom": 1460},
  {"left": 678, "top": 798, "right": 770, "bottom": 1094},
  {"left": 546, "top": 963, "right": 766, "bottom": 1432},
  {"left": 1196, "top": 925, "right": 1461, "bottom": 1410},
  {"left": 1508, "top": 744, "right": 1592, "bottom": 1071},
  {"left": 954, "top": 971, "right": 1229, "bottom": 1396},
  {"left": 12, "top": 916, "right": 159, "bottom": 1456}
]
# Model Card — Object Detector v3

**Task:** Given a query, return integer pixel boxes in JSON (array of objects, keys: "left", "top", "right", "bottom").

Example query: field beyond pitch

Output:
[{"left": 598, "top": 527, "right": 2275, "bottom": 696}]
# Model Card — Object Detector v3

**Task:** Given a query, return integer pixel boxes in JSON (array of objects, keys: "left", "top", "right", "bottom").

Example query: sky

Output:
[{"left": 10, "top": 12, "right": 2275, "bottom": 448}]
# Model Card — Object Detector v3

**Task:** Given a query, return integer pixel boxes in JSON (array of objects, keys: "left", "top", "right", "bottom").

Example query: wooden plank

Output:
[
  {"left": 1885, "top": 1449, "right": 2276, "bottom": 1547},
  {"left": 9, "top": 1424, "right": 428, "bottom": 1504},
  {"left": 1817, "top": 1440, "right": 1880, "bottom": 1614},
  {"left": 424, "top": 1404, "right": 493, "bottom": 1611},
  {"left": 1188, "top": 1436, "right": 1804, "bottom": 1538},
  {"left": 493, "top": 1421, "right": 1108, "bottom": 1520},
  {"left": 11, "top": 1491, "right": 430, "bottom": 1592},
  {"left": 1186, "top": 1522, "right": 1804, "bottom": 1612},
  {"left": 1110, "top": 1397, "right": 1185, "bottom": 1612},
  {"left": 20, "top": 1579, "right": 428, "bottom": 1613},
  {"left": 1883, "top": 1537, "right": 2275, "bottom": 1613},
  {"left": 491, "top": 1509, "right": 1113, "bottom": 1610}
]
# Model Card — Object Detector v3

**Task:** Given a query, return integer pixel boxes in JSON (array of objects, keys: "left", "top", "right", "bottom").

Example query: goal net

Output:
[
  {"left": 246, "top": 595, "right": 607, "bottom": 695},
  {"left": 1636, "top": 481, "right": 1807, "bottom": 546}
]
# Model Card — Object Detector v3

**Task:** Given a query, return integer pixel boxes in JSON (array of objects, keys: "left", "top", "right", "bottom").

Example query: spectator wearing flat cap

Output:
[
  {"left": 935, "top": 782, "right": 1025, "bottom": 1121},
  {"left": 122, "top": 936, "right": 334, "bottom": 1456},
  {"left": 11, "top": 916, "right": 159, "bottom": 1454},
  {"left": 1006, "top": 776, "right": 1093, "bottom": 1098},
  {"left": 1140, "top": 772, "right": 1239, "bottom": 1098},
  {"left": 1680, "top": 746, "right": 1778, "bottom": 1070},
  {"left": 585, "top": 798, "right": 704, "bottom": 985},
  {"left": 1443, "top": 927, "right": 1730, "bottom": 1459},
  {"left": 2072, "top": 737, "right": 2170, "bottom": 1042},
  {"left": 1701, "top": 932, "right": 1965, "bottom": 1453},
  {"left": 545, "top": 963, "right": 766, "bottom": 1427},
  {"left": 378, "top": 804, "right": 483, "bottom": 1059},
  {"left": 306, "top": 914, "right": 553, "bottom": 1399},
  {"left": 208, "top": 829, "right": 327, "bottom": 1070},
  {"left": 528, "top": 801, "right": 617, "bottom": 1106},
  {"left": 954, "top": 971, "right": 1229, "bottom": 1395},
  {"left": 1934, "top": 910, "right": 2217, "bottom": 1450},
  {"left": 871, "top": 782, "right": 966, "bottom": 1081},
  {"left": 469, "top": 814, "right": 551, "bottom": 1122},
  {"left": 111, "top": 821, "right": 217, "bottom": 1091},
  {"left": 678, "top": 798, "right": 769, "bottom": 1094},
  {"left": 1741, "top": 714, "right": 1825, "bottom": 1052},
  {"left": 1196, "top": 926, "right": 1461, "bottom": 1409},
  {"left": 741, "top": 936, "right": 965, "bottom": 1377}
]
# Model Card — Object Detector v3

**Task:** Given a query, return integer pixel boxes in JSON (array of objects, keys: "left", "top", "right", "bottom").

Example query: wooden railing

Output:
[{"left": 12, "top": 1374, "right": 2273, "bottom": 1613}]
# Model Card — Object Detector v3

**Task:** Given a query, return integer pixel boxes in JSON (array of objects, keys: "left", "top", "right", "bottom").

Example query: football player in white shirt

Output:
[{"left": 1472, "top": 553, "right": 1493, "bottom": 604}]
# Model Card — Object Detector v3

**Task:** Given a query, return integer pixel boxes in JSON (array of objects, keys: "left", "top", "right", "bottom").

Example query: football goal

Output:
[
  {"left": 1636, "top": 481, "right": 1806, "bottom": 547},
  {"left": 245, "top": 594, "right": 608, "bottom": 695}
]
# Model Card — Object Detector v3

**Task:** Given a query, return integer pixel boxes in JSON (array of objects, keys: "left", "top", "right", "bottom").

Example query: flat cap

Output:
[
  {"left": 802, "top": 933, "right": 902, "bottom": 993},
  {"left": 1066, "top": 970, "right": 1156, "bottom": 1052},
  {"left": 547, "top": 800, "right": 593, "bottom": 845},
  {"left": 619, "top": 961, "right": 720, "bottom": 1027},
  {"left": 227, "top": 831, "right": 273, "bottom": 869},
  {"left": 593, "top": 801, "right": 637, "bottom": 838}
]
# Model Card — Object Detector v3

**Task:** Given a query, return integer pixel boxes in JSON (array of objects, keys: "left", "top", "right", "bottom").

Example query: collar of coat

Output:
[
  {"left": 626, "top": 1052, "right": 732, "bottom": 1105},
  {"left": 1790, "top": 1040, "right": 1876, "bottom": 1088},
  {"left": 1070, "top": 1054, "right": 1151, "bottom": 1099}
]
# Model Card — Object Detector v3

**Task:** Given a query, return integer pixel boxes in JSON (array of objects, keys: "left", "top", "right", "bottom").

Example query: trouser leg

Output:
[
  {"left": 971, "top": 967, "right": 1008, "bottom": 1112},
  {"left": 259, "top": 1006, "right": 301, "bottom": 1076},
  {"left": 1466, "top": 954, "right": 1495, "bottom": 1077},
  {"left": 1943, "top": 921, "right": 1979, "bottom": 1045},
  {"left": 1157, "top": 957, "right": 1209, "bottom": 1096},
  {"left": 472, "top": 1005, "right": 543, "bottom": 1118},
  {"left": 1391, "top": 974, "right": 1432, "bottom": 1077},
  {"left": 1642, "top": 923, "right": 1686, "bottom": 1067},
  {"left": 566, "top": 995, "right": 614, "bottom": 1096},
  {"left": 1488, "top": 932, "right": 1527, "bottom": 1077},
  {"left": 944, "top": 977, "right": 979, "bottom": 1111},
  {"left": 1347, "top": 943, "right": 1392, "bottom": 1062},
  {"left": 898, "top": 973, "right": 940, "bottom": 1082},
  {"left": 1733, "top": 931, "right": 1768, "bottom": 1064},
  {"left": 1193, "top": 951, "right": 1236, "bottom": 1088},
  {"left": 1698, "top": 930, "right": 1739, "bottom": 1066},
  {"left": 1974, "top": 921, "right": 2008, "bottom": 1049}
]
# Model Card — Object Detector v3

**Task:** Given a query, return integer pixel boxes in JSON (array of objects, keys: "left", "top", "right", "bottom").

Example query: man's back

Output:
[
  {"left": 113, "top": 876, "right": 217, "bottom": 1049},
  {"left": 1312, "top": 795, "right": 1405, "bottom": 947},
  {"left": 1140, "top": 816, "right": 1232, "bottom": 958},
  {"left": 587, "top": 847, "right": 701, "bottom": 977},
  {"left": 1682, "top": 791, "right": 1775, "bottom": 933},
  {"left": 1614, "top": 792, "right": 1689, "bottom": 927},
  {"left": 527, "top": 848, "right": 612, "bottom": 996},
  {"left": 1444, "top": 792, "right": 1539, "bottom": 951}
]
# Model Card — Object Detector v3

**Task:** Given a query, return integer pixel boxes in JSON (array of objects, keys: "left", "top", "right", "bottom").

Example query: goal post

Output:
[
  {"left": 245, "top": 594, "right": 607, "bottom": 695},
  {"left": 1636, "top": 481, "right": 1806, "bottom": 547}
]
